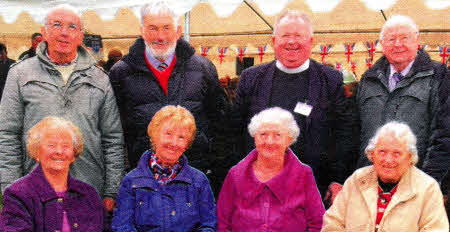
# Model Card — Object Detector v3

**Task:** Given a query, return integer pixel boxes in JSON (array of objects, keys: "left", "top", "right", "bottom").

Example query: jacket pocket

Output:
[{"left": 134, "top": 188, "right": 162, "bottom": 227}]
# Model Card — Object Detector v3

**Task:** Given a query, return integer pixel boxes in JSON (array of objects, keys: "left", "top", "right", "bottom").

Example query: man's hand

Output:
[
  {"left": 103, "top": 198, "right": 115, "bottom": 212},
  {"left": 325, "top": 182, "right": 343, "bottom": 206}
]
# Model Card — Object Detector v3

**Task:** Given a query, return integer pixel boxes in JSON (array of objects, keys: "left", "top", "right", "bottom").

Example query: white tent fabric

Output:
[{"left": 1, "top": 0, "right": 448, "bottom": 24}]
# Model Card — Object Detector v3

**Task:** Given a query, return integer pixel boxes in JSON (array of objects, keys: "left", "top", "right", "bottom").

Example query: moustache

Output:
[{"left": 152, "top": 41, "right": 170, "bottom": 45}]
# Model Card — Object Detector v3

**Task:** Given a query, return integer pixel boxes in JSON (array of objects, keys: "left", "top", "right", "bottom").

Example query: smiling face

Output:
[
  {"left": 371, "top": 134, "right": 412, "bottom": 183},
  {"left": 38, "top": 127, "right": 75, "bottom": 175},
  {"left": 254, "top": 123, "right": 293, "bottom": 160},
  {"left": 153, "top": 121, "right": 190, "bottom": 167},
  {"left": 141, "top": 13, "right": 181, "bottom": 61},
  {"left": 381, "top": 25, "right": 418, "bottom": 71},
  {"left": 272, "top": 17, "right": 313, "bottom": 68},
  {"left": 41, "top": 8, "right": 84, "bottom": 64}
]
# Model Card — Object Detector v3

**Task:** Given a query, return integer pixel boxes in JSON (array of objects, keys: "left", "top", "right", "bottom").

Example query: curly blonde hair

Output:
[{"left": 147, "top": 105, "right": 196, "bottom": 150}]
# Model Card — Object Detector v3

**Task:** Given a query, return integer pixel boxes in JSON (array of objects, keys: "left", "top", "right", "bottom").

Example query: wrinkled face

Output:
[
  {"left": 273, "top": 17, "right": 313, "bottom": 68},
  {"left": 32, "top": 36, "right": 43, "bottom": 50},
  {"left": 141, "top": 14, "right": 181, "bottom": 60},
  {"left": 38, "top": 127, "right": 75, "bottom": 174},
  {"left": 371, "top": 134, "right": 412, "bottom": 183},
  {"left": 381, "top": 25, "right": 418, "bottom": 69},
  {"left": 154, "top": 121, "right": 190, "bottom": 166},
  {"left": 254, "top": 123, "right": 293, "bottom": 159},
  {"left": 42, "top": 9, "right": 83, "bottom": 61}
]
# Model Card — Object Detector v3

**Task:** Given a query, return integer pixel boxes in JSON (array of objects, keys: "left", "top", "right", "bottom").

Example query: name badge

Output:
[{"left": 294, "top": 102, "right": 313, "bottom": 116}]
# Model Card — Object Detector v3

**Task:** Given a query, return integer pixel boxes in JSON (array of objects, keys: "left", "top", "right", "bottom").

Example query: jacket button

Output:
[
  {"left": 171, "top": 210, "right": 176, "bottom": 216},
  {"left": 132, "top": 185, "right": 136, "bottom": 187},
  {"left": 73, "top": 223, "right": 78, "bottom": 228},
  {"left": 57, "top": 198, "right": 63, "bottom": 203},
  {"left": 139, "top": 201, "right": 143, "bottom": 206}
]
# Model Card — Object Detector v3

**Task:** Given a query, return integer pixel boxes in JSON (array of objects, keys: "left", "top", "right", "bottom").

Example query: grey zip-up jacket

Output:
[{"left": 0, "top": 42, "right": 124, "bottom": 198}]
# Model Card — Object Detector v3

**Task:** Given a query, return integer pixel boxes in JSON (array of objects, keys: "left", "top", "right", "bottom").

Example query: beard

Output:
[{"left": 146, "top": 41, "right": 177, "bottom": 61}]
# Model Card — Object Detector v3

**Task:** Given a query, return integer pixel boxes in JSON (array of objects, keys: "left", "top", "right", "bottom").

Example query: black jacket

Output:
[
  {"left": 109, "top": 37, "right": 229, "bottom": 171},
  {"left": 0, "top": 58, "right": 15, "bottom": 102}
]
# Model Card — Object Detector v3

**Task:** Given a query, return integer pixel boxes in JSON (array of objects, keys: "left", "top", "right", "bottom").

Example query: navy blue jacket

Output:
[
  {"left": 109, "top": 38, "right": 229, "bottom": 171},
  {"left": 232, "top": 59, "right": 353, "bottom": 184},
  {"left": 112, "top": 151, "right": 217, "bottom": 232},
  {"left": 0, "top": 165, "right": 105, "bottom": 232}
]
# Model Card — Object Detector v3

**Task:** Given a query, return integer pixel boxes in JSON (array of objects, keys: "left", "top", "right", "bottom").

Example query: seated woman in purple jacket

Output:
[
  {"left": 217, "top": 107, "right": 325, "bottom": 232},
  {"left": 112, "top": 105, "right": 216, "bottom": 232},
  {"left": 0, "top": 116, "right": 104, "bottom": 231}
]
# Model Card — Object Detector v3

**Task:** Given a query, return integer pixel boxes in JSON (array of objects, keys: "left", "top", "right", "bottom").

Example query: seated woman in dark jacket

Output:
[
  {"left": 0, "top": 116, "right": 105, "bottom": 231},
  {"left": 112, "top": 105, "right": 216, "bottom": 232}
]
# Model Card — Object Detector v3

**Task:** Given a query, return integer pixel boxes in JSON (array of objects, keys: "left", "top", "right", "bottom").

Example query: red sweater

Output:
[{"left": 144, "top": 55, "right": 176, "bottom": 95}]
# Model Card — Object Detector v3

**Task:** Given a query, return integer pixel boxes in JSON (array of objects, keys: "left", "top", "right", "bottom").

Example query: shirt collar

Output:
[
  {"left": 145, "top": 46, "right": 175, "bottom": 69},
  {"left": 276, "top": 59, "right": 310, "bottom": 74},
  {"left": 388, "top": 60, "right": 414, "bottom": 79},
  {"left": 243, "top": 148, "right": 298, "bottom": 204}
]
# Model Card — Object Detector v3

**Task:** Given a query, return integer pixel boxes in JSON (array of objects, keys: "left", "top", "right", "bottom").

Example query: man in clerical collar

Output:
[
  {"left": 0, "top": 4, "right": 125, "bottom": 215},
  {"left": 109, "top": 0, "right": 229, "bottom": 194},
  {"left": 231, "top": 10, "right": 353, "bottom": 201}
]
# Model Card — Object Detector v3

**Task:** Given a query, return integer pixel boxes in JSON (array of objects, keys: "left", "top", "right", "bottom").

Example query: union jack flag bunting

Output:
[
  {"left": 258, "top": 45, "right": 267, "bottom": 63},
  {"left": 320, "top": 44, "right": 332, "bottom": 63},
  {"left": 200, "top": 46, "right": 210, "bottom": 57},
  {"left": 218, "top": 47, "right": 228, "bottom": 64},
  {"left": 366, "top": 58, "right": 373, "bottom": 69},
  {"left": 365, "top": 40, "right": 378, "bottom": 60},
  {"left": 417, "top": 44, "right": 427, "bottom": 51},
  {"left": 335, "top": 62, "right": 342, "bottom": 72},
  {"left": 438, "top": 45, "right": 449, "bottom": 65},
  {"left": 344, "top": 43, "right": 356, "bottom": 63},
  {"left": 237, "top": 47, "right": 247, "bottom": 64}
]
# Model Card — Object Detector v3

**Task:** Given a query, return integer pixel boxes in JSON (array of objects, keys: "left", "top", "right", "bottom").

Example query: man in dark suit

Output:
[{"left": 232, "top": 10, "right": 352, "bottom": 199}]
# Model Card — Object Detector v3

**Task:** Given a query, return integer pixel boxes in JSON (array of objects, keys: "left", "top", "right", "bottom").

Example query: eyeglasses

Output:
[
  {"left": 383, "top": 34, "right": 416, "bottom": 45},
  {"left": 46, "top": 21, "right": 81, "bottom": 32}
]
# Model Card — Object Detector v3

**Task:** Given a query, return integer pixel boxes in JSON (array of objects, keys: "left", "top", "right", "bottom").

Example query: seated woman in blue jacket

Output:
[
  {"left": 0, "top": 116, "right": 105, "bottom": 231},
  {"left": 112, "top": 105, "right": 217, "bottom": 231}
]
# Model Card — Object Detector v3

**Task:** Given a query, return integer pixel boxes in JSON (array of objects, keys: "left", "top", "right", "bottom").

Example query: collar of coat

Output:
[
  {"left": 122, "top": 37, "right": 195, "bottom": 73},
  {"left": 354, "top": 165, "right": 417, "bottom": 222},
  {"left": 364, "top": 50, "right": 435, "bottom": 82},
  {"left": 29, "top": 164, "right": 93, "bottom": 203},
  {"left": 35, "top": 41, "right": 97, "bottom": 73},
  {"left": 129, "top": 149, "right": 195, "bottom": 189}
]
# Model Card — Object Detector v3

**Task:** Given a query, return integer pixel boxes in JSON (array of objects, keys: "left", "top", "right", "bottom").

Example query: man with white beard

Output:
[{"left": 109, "top": 0, "right": 228, "bottom": 180}]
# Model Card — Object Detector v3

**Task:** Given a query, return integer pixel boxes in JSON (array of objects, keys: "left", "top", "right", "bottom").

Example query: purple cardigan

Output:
[
  {"left": 0, "top": 165, "right": 105, "bottom": 232},
  {"left": 217, "top": 148, "right": 325, "bottom": 232}
]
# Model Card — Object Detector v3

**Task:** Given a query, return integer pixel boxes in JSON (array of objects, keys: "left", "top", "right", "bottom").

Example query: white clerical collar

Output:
[{"left": 276, "top": 59, "right": 310, "bottom": 74}]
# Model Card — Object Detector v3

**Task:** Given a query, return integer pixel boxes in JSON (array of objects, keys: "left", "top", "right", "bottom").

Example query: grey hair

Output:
[
  {"left": 44, "top": 4, "right": 84, "bottom": 31},
  {"left": 365, "top": 121, "right": 418, "bottom": 165},
  {"left": 140, "top": 0, "right": 180, "bottom": 27},
  {"left": 273, "top": 10, "right": 313, "bottom": 37},
  {"left": 26, "top": 116, "right": 84, "bottom": 160},
  {"left": 379, "top": 15, "right": 419, "bottom": 41},
  {"left": 248, "top": 107, "right": 300, "bottom": 145}
]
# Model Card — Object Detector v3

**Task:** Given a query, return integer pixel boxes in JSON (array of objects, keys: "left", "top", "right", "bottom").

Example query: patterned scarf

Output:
[{"left": 148, "top": 152, "right": 183, "bottom": 185}]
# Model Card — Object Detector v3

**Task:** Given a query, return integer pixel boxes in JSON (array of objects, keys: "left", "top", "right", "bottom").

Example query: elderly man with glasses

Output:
[
  {"left": 0, "top": 4, "right": 125, "bottom": 214},
  {"left": 325, "top": 15, "right": 450, "bottom": 204}
]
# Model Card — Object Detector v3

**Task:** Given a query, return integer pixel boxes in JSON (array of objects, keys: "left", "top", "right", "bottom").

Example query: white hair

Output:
[
  {"left": 44, "top": 4, "right": 84, "bottom": 31},
  {"left": 248, "top": 107, "right": 300, "bottom": 145},
  {"left": 140, "top": 0, "right": 179, "bottom": 27},
  {"left": 273, "top": 10, "right": 313, "bottom": 37},
  {"left": 379, "top": 15, "right": 418, "bottom": 41},
  {"left": 365, "top": 121, "right": 418, "bottom": 165}
]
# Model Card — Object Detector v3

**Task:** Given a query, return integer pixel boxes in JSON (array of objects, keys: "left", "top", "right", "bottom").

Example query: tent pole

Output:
[
  {"left": 184, "top": 11, "right": 190, "bottom": 42},
  {"left": 243, "top": 0, "right": 273, "bottom": 32}
]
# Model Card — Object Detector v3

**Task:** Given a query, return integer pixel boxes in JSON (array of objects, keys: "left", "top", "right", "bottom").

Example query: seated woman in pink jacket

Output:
[{"left": 217, "top": 107, "right": 325, "bottom": 232}]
